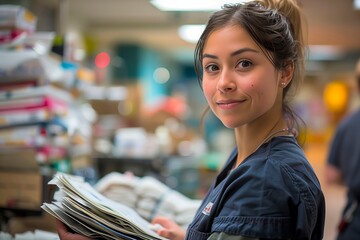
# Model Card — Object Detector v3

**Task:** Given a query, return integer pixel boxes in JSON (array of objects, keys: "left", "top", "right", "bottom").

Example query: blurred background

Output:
[{"left": 0, "top": 0, "right": 359, "bottom": 239}]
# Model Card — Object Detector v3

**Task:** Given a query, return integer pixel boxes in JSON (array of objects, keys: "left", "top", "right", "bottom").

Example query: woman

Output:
[
  {"left": 152, "top": 0, "right": 325, "bottom": 239},
  {"left": 56, "top": 0, "right": 325, "bottom": 239}
]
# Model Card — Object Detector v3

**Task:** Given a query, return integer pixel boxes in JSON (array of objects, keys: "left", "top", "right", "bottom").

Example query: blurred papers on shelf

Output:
[
  {"left": 0, "top": 5, "right": 37, "bottom": 48},
  {"left": 95, "top": 172, "right": 201, "bottom": 229},
  {"left": 0, "top": 49, "right": 63, "bottom": 86},
  {"left": 0, "top": 85, "right": 96, "bottom": 175},
  {"left": 0, "top": 6, "right": 64, "bottom": 86},
  {"left": 0, "top": 86, "right": 74, "bottom": 208},
  {"left": 23, "top": 32, "right": 55, "bottom": 54},
  {"left": 112, "top": 127, "right": 161, "bottom": 158},
  {"left": 0, "top": 71, "right": 74, "bottom": 211},
  {"left": 0, "top": 86, "right": 72, "bottom": 126},
  {"left": 42, "top": 173, "right": 168, "bottom": 240}
]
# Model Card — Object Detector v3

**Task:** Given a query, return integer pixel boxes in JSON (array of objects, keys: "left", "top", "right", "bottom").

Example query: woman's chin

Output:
[{"left": 221, "top": 120, "right": 240, "bottom": 129}]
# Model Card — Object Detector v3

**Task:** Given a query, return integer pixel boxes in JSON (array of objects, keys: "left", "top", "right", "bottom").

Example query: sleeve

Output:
[
  {"left": 327, "top": 123, "right": 346, "bottom": 168},
  {"left": 281, "top": 163, "right": 325, "bottom": 239}
]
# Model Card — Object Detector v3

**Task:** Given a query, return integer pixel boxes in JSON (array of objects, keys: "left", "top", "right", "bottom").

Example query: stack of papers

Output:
[{"left": 41, "top": 173, "right": 168, "bottom": 240}]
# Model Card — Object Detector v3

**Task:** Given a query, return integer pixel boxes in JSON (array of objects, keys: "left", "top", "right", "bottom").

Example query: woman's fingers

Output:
[{"left": 55, "top": 220, "right": 92, "bottom": 240}]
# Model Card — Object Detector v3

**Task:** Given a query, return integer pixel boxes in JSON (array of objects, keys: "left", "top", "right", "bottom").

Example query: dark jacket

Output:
[{"left": 186, "top": 136, "right": 325, "bottom": 240}]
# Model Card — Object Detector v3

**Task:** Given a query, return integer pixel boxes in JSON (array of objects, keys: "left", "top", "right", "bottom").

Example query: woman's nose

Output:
[{"left": 217, "top": 70, "right": 236, "bottom": 93}]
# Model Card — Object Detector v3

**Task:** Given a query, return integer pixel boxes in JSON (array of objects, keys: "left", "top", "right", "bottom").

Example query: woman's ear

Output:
[{"left": 279, "top": 61, "right": 294, "bottom": 88}]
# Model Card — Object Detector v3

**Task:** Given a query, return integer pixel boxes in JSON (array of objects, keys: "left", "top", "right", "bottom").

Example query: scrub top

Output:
[
  {"left": 327, "top": 109, "right": 360, "bottom": 240},
  {"left": 186, "top": 136, "right": 325, "bottom": 240},
  {"left": 327, "top": 109, "right": 360, "bottom": 199}
]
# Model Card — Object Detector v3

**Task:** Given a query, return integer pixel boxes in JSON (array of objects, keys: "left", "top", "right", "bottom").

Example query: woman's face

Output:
[{"left": 202, "top": 24, "right": 284, "bottom": 129}]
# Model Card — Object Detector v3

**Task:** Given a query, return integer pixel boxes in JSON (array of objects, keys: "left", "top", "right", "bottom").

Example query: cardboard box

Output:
[
  {"left": 0, "top": 152, "right": 55, "bottom": 233},
  {"left": 0, "top": 147, "right": 51, "bottom": 210},
  {"left": 0, "top": 147, "right": 39, "bottom": 171},
  {"left": 7, "top": 213, "right": 57, "bottom": 235},
  {"left": 0, "top": 171, "right": 42, "bottom": 210}
]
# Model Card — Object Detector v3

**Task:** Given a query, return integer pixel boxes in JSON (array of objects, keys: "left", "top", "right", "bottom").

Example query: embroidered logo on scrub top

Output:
[{"left": 202, "top": 202, "right": 213, "bottom": 216}]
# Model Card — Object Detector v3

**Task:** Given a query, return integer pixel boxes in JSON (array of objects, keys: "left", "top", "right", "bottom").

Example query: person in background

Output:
[
  {"left": 56, "top": 0, "right": 326, "bottom": 239},
  {"left": 325, "top": 58, "right": 360, "bottom": 240}
]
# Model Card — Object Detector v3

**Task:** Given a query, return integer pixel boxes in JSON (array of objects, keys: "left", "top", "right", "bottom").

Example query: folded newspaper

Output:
[{"left": 41, "top": 173, "right": 168, "bottom": 240}]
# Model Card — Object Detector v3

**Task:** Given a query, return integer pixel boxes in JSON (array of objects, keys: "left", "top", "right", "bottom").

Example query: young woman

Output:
[
  {"left": 56, "top": 0, "right": 325, "bottom": 239},
  {"left": 152, "top": 0, "right": 325, "bottom": 239}
]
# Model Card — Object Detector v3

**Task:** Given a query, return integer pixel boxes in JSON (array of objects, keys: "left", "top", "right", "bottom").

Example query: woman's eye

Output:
[
  {"left": 205, "top": 64, "right": 219, "bottom": 72},
  {"left": 237, "top": 60, "right": 252, "bottom": 69}
]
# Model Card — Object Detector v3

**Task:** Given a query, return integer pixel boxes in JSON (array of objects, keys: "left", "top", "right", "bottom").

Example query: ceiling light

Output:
[
  {"left": 153, "top": 67, "right": 170, "bottom": 84},
  {"left": 178, "top": 25, "right": 206, "bottom": 43},
  {"left": 150, "top": 0, "right": 250, "bottom": 11},
  {"left": 354, "top": 0, "right": 360, "bottom": 9},
  {"left": 308, "top": 45, "right": 345, "bottom": 61}
]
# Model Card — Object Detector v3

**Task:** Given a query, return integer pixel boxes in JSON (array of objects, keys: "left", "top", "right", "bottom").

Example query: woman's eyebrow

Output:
[
  {"left": 202, "top": 48, "right": 259, "bottom": 59},
  {"left": 230, "top": 48, "right": 258, "bottom": 56},
  {"left": 202, "top": 53, "right": 217, "bottom": 59}
]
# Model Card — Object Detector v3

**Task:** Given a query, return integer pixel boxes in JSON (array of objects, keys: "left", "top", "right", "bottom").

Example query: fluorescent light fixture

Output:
[
  {"left": 308, "top": 45, "right": 345, "bottom": 61},
  {"left": 178, "top": 25, "right": 206, "bottom": 43},
  {"left": 150, "top": 0, "right": 250, "bottom": 11},
  {"left": 354, "top": 0, "right": 360, "bottom": 9}
]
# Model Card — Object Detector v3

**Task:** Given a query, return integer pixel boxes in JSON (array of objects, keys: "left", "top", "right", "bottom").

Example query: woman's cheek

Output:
[
  {"left": 202, "top": 82, "right": 214, "bottom": 101},
  {"left": 242, "top": 76, "right": 269, "bottom": 94},
  {"left": 241, "top": 80, "right": 257, "bottom": 94}
]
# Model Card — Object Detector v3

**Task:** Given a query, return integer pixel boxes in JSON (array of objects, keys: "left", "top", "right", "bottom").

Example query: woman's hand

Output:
[
  {"left": 151, "top": 216, "right": 186, "bottom": 240},
  {"left": 56, "top": 219, "right": 92, "bottom": 240}
]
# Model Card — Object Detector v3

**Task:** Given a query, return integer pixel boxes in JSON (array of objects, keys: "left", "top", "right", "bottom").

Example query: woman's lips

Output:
[{"left": 216, "top": 100, "right": 244, "bottom": 110}]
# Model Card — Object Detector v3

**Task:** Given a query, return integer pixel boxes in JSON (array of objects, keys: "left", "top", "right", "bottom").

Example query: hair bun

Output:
[{"left": 256, "top": 0, "right": 304, "bottom": 43}]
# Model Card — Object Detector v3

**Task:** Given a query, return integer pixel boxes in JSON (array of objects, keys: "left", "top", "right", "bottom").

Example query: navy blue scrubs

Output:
[
  {"left": 186, "top": 136, "right": 325, "bottom": 240},
  {"left": 327, "top": 109, "right": 360, "bottom": 240}
]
